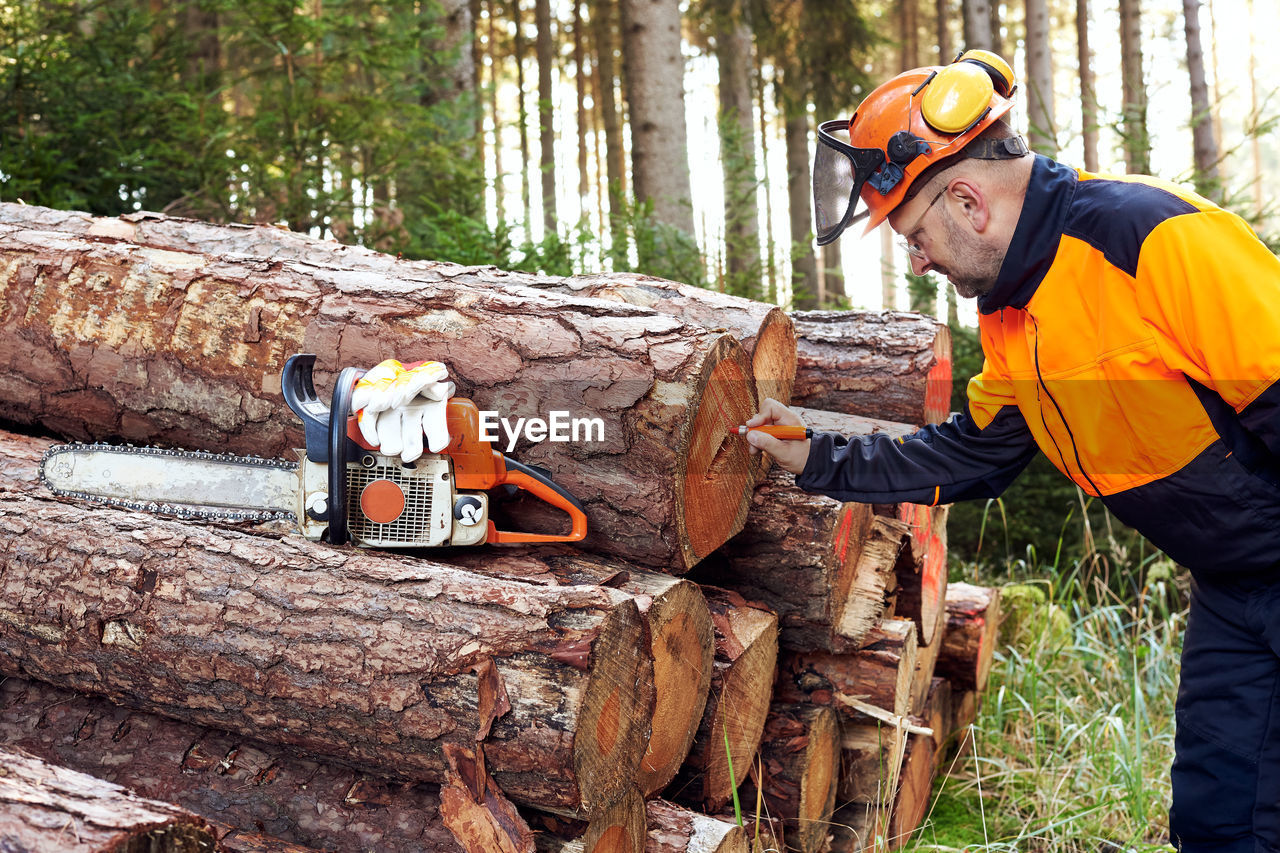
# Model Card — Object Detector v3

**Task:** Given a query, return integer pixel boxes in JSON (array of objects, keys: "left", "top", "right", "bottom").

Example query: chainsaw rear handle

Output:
[
  {"left": 326, "top": 365, "right": 365, "bottom": 546},
  {"left": 489, "top": 457, "right": 589, "bottom": 544}
]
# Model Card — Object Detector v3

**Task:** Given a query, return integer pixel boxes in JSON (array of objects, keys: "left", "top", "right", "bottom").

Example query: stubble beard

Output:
[{"left": 935, "top": 209, "right": 1006, "bottom": 299}]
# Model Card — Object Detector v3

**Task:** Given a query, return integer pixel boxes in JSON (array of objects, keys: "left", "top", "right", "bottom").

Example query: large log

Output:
[
  {"left": 437, "top": 546, "right": 714, "bottom": 797},
  {"left": 0, "top": 205, "right": 796, "bottom": 410},
  {"left": 789, "top": 310, "right": 952, "bottom": 426},
  {"left": 0, "top": 677, "right": 465, "bottom": 852},
  {"left": 0, "top": 745, "right": 218, "bottom": 852},
  {"left": 668, "top": 587, "right": 778, "bottom": 812},
  {"left": 936, "top": 583, "right": 1002, "bottom": 693},
  {"left": 695, "top": 472, "right": 908, "bottom": 651},
  {"left": 739, "top": 703, "right": 840, "bottom": 853},
  {"left": 0, "top": 207, "right": 757, "bottom": 570},
  {"left": 887, "top": 680, "right": 951, "bottom": 848},
  {"left": 0, "top": 449, "right": 654, "bottom": 817},
  {"left": 533, "top": 798, "right": 748, "bottom": 853},
  {"left": 794, "top": 408, "right": 950, "bottom": 649},
  {"left": 775, "top": 618, "right": 919, "bottom": 721}
]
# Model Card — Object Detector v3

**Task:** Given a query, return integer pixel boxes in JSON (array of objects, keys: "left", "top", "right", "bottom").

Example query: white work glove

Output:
[{"left": 350, "top": 359, "right": 455, "bottom": 463}]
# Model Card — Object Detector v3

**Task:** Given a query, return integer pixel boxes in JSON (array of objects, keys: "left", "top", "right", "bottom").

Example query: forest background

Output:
[{"left": 2, "top": 0, "right": 1277, "bottom": 582}]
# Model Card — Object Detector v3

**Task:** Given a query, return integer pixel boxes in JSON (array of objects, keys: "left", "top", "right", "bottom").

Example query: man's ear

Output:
[{"left": 946, "top": 178, "right": 990, "bottom": 232}]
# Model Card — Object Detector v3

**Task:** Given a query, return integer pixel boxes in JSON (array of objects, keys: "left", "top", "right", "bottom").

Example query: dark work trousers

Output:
[{"left": 1169, "top": 575, "right": 1280, "bottom": 851}]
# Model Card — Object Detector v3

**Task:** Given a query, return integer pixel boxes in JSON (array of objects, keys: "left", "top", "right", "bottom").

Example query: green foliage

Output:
[
  {"left": 915, "top": 563, "right": 1185, "bottom": 851},
  {"left": 0, "top": 0, "right": 226, "bottom": 214}
]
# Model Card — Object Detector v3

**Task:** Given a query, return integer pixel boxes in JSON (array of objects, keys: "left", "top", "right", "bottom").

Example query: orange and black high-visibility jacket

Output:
[{"left": 798, "top": 155, "right": 1280, "bottom": 576}]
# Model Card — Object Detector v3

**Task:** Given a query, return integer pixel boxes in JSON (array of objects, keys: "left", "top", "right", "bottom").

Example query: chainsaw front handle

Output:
[{"left": 488, "top": 457, "right": 589, "bottom": 544}]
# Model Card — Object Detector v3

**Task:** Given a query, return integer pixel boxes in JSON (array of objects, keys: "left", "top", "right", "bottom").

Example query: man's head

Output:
[{"left": 812, "top": 50, "right": 1034, "bottom": 296}]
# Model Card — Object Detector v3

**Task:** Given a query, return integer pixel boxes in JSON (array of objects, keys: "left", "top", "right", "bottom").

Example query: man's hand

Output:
[
  {"left": 744, "top": 397, "right": 811, "bottom": 475},
  {"left": 350, "top": 359, "right": 455, "bottom": 463}
]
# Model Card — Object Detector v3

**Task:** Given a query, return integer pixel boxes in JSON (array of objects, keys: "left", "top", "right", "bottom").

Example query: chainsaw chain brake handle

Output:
[{"left": 281, "top": 353, "right": 588, "bottom": 545}]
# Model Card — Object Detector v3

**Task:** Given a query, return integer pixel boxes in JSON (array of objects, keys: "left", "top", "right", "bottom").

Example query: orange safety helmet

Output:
[{"left": 813, "top": 50, "right": 1023, "bottom": 244}]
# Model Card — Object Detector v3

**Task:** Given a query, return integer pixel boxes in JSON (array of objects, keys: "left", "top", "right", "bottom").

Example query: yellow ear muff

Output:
[
  {"left": 956, "top": 49, "right": 1015, "bottom": 97},
  {"left": 920, "top": 61, "right": 995, "bottom": 134}
]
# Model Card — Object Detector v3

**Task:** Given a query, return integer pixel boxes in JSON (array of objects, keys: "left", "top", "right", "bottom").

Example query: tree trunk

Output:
[
  {"left": 437, "top": 545, "right": 714, "bottom": 798},
  {"left": 790, "top": 310, "right": 953, "bottom": 426},
  {"left": 697, "top": 475, "right": 908, "bottom": 652},
  {"left": 776, "top": 618, "right": 918, "bottom": 721},
  {"left": 900, "top": 0, "right": 919, "bottom": 70},
  {"left": 717, "top": 1, "right": 761, "bottom": 300},
  {"left": 935, "top": 582, "right": 1002, "bottom": 693},
  {"left": 669, "top": 587, "right": 778, "bottom": 812},
  {"left": 821, "top": 241, "right": 842, "bottom": 307},
  {"left": 1183, "top": 0, "right": 1219, "bottom": 201},
  {"left": 513, "top": 0, "right": 534, "bottom": 226},
  {"left": 0, "top": 678, "right": 466, "bottom": 852},
  {"left": 1119, "top": 0, "right": 1149, "bottom": 174},
  {"left": 0, "top": 745, "right": 219, "bottom": 853},
  {"left": 489, "top": 0, "right": 506, "bottom": 214},
  {"left": 779, "top": 64, "right": 819, "bottom": 311},
  {"left": 574, "top": 0, "right": 590, "bottom": 202},
  {"left": 213, "top": 826, "right": 321, "bottom": 853},
  {"left": 593, "top": 0, "right": 627, "bottom": 249},
  {"left": 1025, "top": 0, "right": 1055, "bottom": 155},
  {"left": 536, "top": 0, "right": 558, "bottom": 235},
  {"left": 619, "top": 0, "right": 696, "bottom": 236},
  {"left": 936, "top": 0, "right": 953, "bottom": 62},
  {"left": 962, "top": 0, "right": 993, "bottom": 50},
  {"left": 740, "top": 704, "right": 840, "bottom": 853},
  {"left": 0, "top": 206, "right": 758, "bottom": 571},
  {"left": 1076, "top": 0, "right": 1099, "bottom": 171},
  {"left": 0, "top": 459, "right": 654, "bottom": 817}
]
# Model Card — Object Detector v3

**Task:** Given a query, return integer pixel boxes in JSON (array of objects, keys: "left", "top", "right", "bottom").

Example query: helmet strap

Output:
[{"left": 965, "top": 135, "right": 1029, "bottom": 160}]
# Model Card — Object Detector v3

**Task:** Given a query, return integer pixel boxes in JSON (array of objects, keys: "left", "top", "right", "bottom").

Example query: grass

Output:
[{"left": 903, "top": 547, "right": 1187, "bottom": 852}]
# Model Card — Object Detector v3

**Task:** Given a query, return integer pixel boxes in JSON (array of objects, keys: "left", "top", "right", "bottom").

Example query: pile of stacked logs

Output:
[{"left": 0, "top": 203, "right": 1002, "bottom": 853}]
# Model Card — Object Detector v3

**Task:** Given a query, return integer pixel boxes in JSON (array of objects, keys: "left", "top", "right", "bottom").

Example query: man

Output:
[{"left": 746, "top": 50, "right": 1280, "bottom": 851}]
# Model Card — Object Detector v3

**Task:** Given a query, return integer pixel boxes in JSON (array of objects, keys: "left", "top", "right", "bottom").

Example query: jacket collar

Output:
[{"left": 977, "top": 155, "right": 1079, "bottom": 315}]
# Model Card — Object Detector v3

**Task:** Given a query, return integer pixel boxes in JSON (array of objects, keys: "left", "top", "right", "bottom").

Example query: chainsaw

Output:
[{"left": 39, "top": 354, "right": 588, "bottom": 548}]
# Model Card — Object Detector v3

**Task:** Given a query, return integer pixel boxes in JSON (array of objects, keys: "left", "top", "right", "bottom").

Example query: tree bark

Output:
[
  {"left": 962, "top": 0, "right": 993, "bottom": 50},
  {"left": 513, "top": 0, "right": 534, "bottom": 226},
  {"left": 790, "top": 310, "right": 953, "bottom": 426},
  {"left": 0, "top": 678, "right": 466, "bottom": 852},
  {"left": 1119, "top": 0, "right": 1149, "bottom": 174},
  {"left": 779, "top": 64, "right": 819, "bottom": 311},
  {"left": 740, "top": 704, "right": 840, "bottom": 853},
  {"left": 536, "top": 0, "right": 558, "bottom": 235},
  {"left": 1025, "top": 0, "right": 1055, "bottom": 155},
  {"left": 775, "top": 617, "right": 919, "bottom": 720},
  {"left": 0, "top": 457, "right": 654, "bottom": 817},
  {"left": 0, "top": 745, "right": 218, "bottom": 853},
  {"left": 669, "top": 587, "right": 778, "bottom": 812},
  {"left": 888, "top": 679, "right": 950, "bottom": 845},
  {"left": 592, "top": 0, "right": 627, "bottom": 248},
  {"left": 1076, "top": 0, "right": 1100, "bottom": 172},
  {"left": 1183, "top": 0, "right": 1220, "bottom": 200},
  {"left": 935, "top": 582, "right": 1002, "bottom": 693},
  {"left": 619, "top": 0, "right": 696, "bottom": 236},
  {"left": 438, "top": 545, "right": 714, "bottom": 798},
  {"left": 0, "top": 205, "right": 757, "bottom": 571},
  {"left": 696, "top": 474, "right": 908, "bottom": 652},
  {"left": 838, "top": 721, "right": 906, "bottom": 808},
  {"left": 716, "top": 0, "right": 761, "bottom": 300},
  {"left": 533, "top": 797, "right": 748, "bottom": 852}
]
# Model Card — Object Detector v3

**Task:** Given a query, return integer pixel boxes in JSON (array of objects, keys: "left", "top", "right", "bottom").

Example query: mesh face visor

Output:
[{"left": 813, "top": 120, "right": 888, "bottom": 246}]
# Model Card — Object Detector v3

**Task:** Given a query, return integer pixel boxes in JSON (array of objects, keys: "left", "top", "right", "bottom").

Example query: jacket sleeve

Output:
[
  {"left": 1141, "top": 207, "right": 1280, "bottom": 459},
  {"left": 795, "top": 394, "right": 1040, "bottom": 505}
]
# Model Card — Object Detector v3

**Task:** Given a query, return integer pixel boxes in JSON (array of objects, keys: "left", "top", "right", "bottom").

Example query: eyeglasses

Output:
[{"left": 898, "top": 185, "right": 947, "bottom": 259}]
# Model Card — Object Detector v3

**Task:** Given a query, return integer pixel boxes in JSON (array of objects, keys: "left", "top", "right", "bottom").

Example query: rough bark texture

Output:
[
  {"left": 668, "top": 587, "right": 778, "bottom": 812},
  {"left": 935, "top": 583, "right": 1002, "bottom": 693},
  {"left": 0, "top": 745, "right": 218, "bottom": 853},
  {"left": 0, "top": 678, "right": 464, "bottom": 852},
  {"left": 533, "top": 797, "right": 748, "bottom": 853},
  {"left": 0, "top": 439, "right": 654, "bottom": 817},
  {"left": 740, "top": 703, "right": 840, "bottom": 853},
  {"left": 438, "top": 545, "right": 714, "bottom": 797},
  {"left": 775, "top": 618, "right": 919, "bottom": 721},
  {"left": 618, "top": 0, "right": 696, "bottom": 235},
  {"left": 790, "top": 311, "right": 952, "bottom": 426},
  {"left": 696, "top": 475, "right": 907, "bottom": 652},
  {"left": 0, "top": 205, "right": 757, "bottom": 570}
]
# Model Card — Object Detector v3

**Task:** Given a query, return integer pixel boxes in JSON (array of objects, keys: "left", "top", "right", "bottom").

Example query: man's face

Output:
[{"left": 890, "top": 178, "right": 1005, "bottom": 299}]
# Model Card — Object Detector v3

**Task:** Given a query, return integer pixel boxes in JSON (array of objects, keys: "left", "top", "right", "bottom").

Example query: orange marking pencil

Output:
[{"left": 734, "top": 425, "right": 813, "bottom": 440}]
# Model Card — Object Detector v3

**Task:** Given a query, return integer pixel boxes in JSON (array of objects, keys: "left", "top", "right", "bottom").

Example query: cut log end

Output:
[
  {"left": 680, "top": 336, "right": 756, "bottom": 566},
  {"left": 581, "top": 787, "right": 646, "bottom": 853},
  {"left": 577, "top": 600, "right": 654, "bottom": 814},
  {"left": 637, "top": 590, "right": 715, "bottom": 796},
  {"left": 749, "top": 307, "right": 797, "bottom": 408},
  {"left": 703, "top": 615, "right": 778, "bottom": 808}
]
